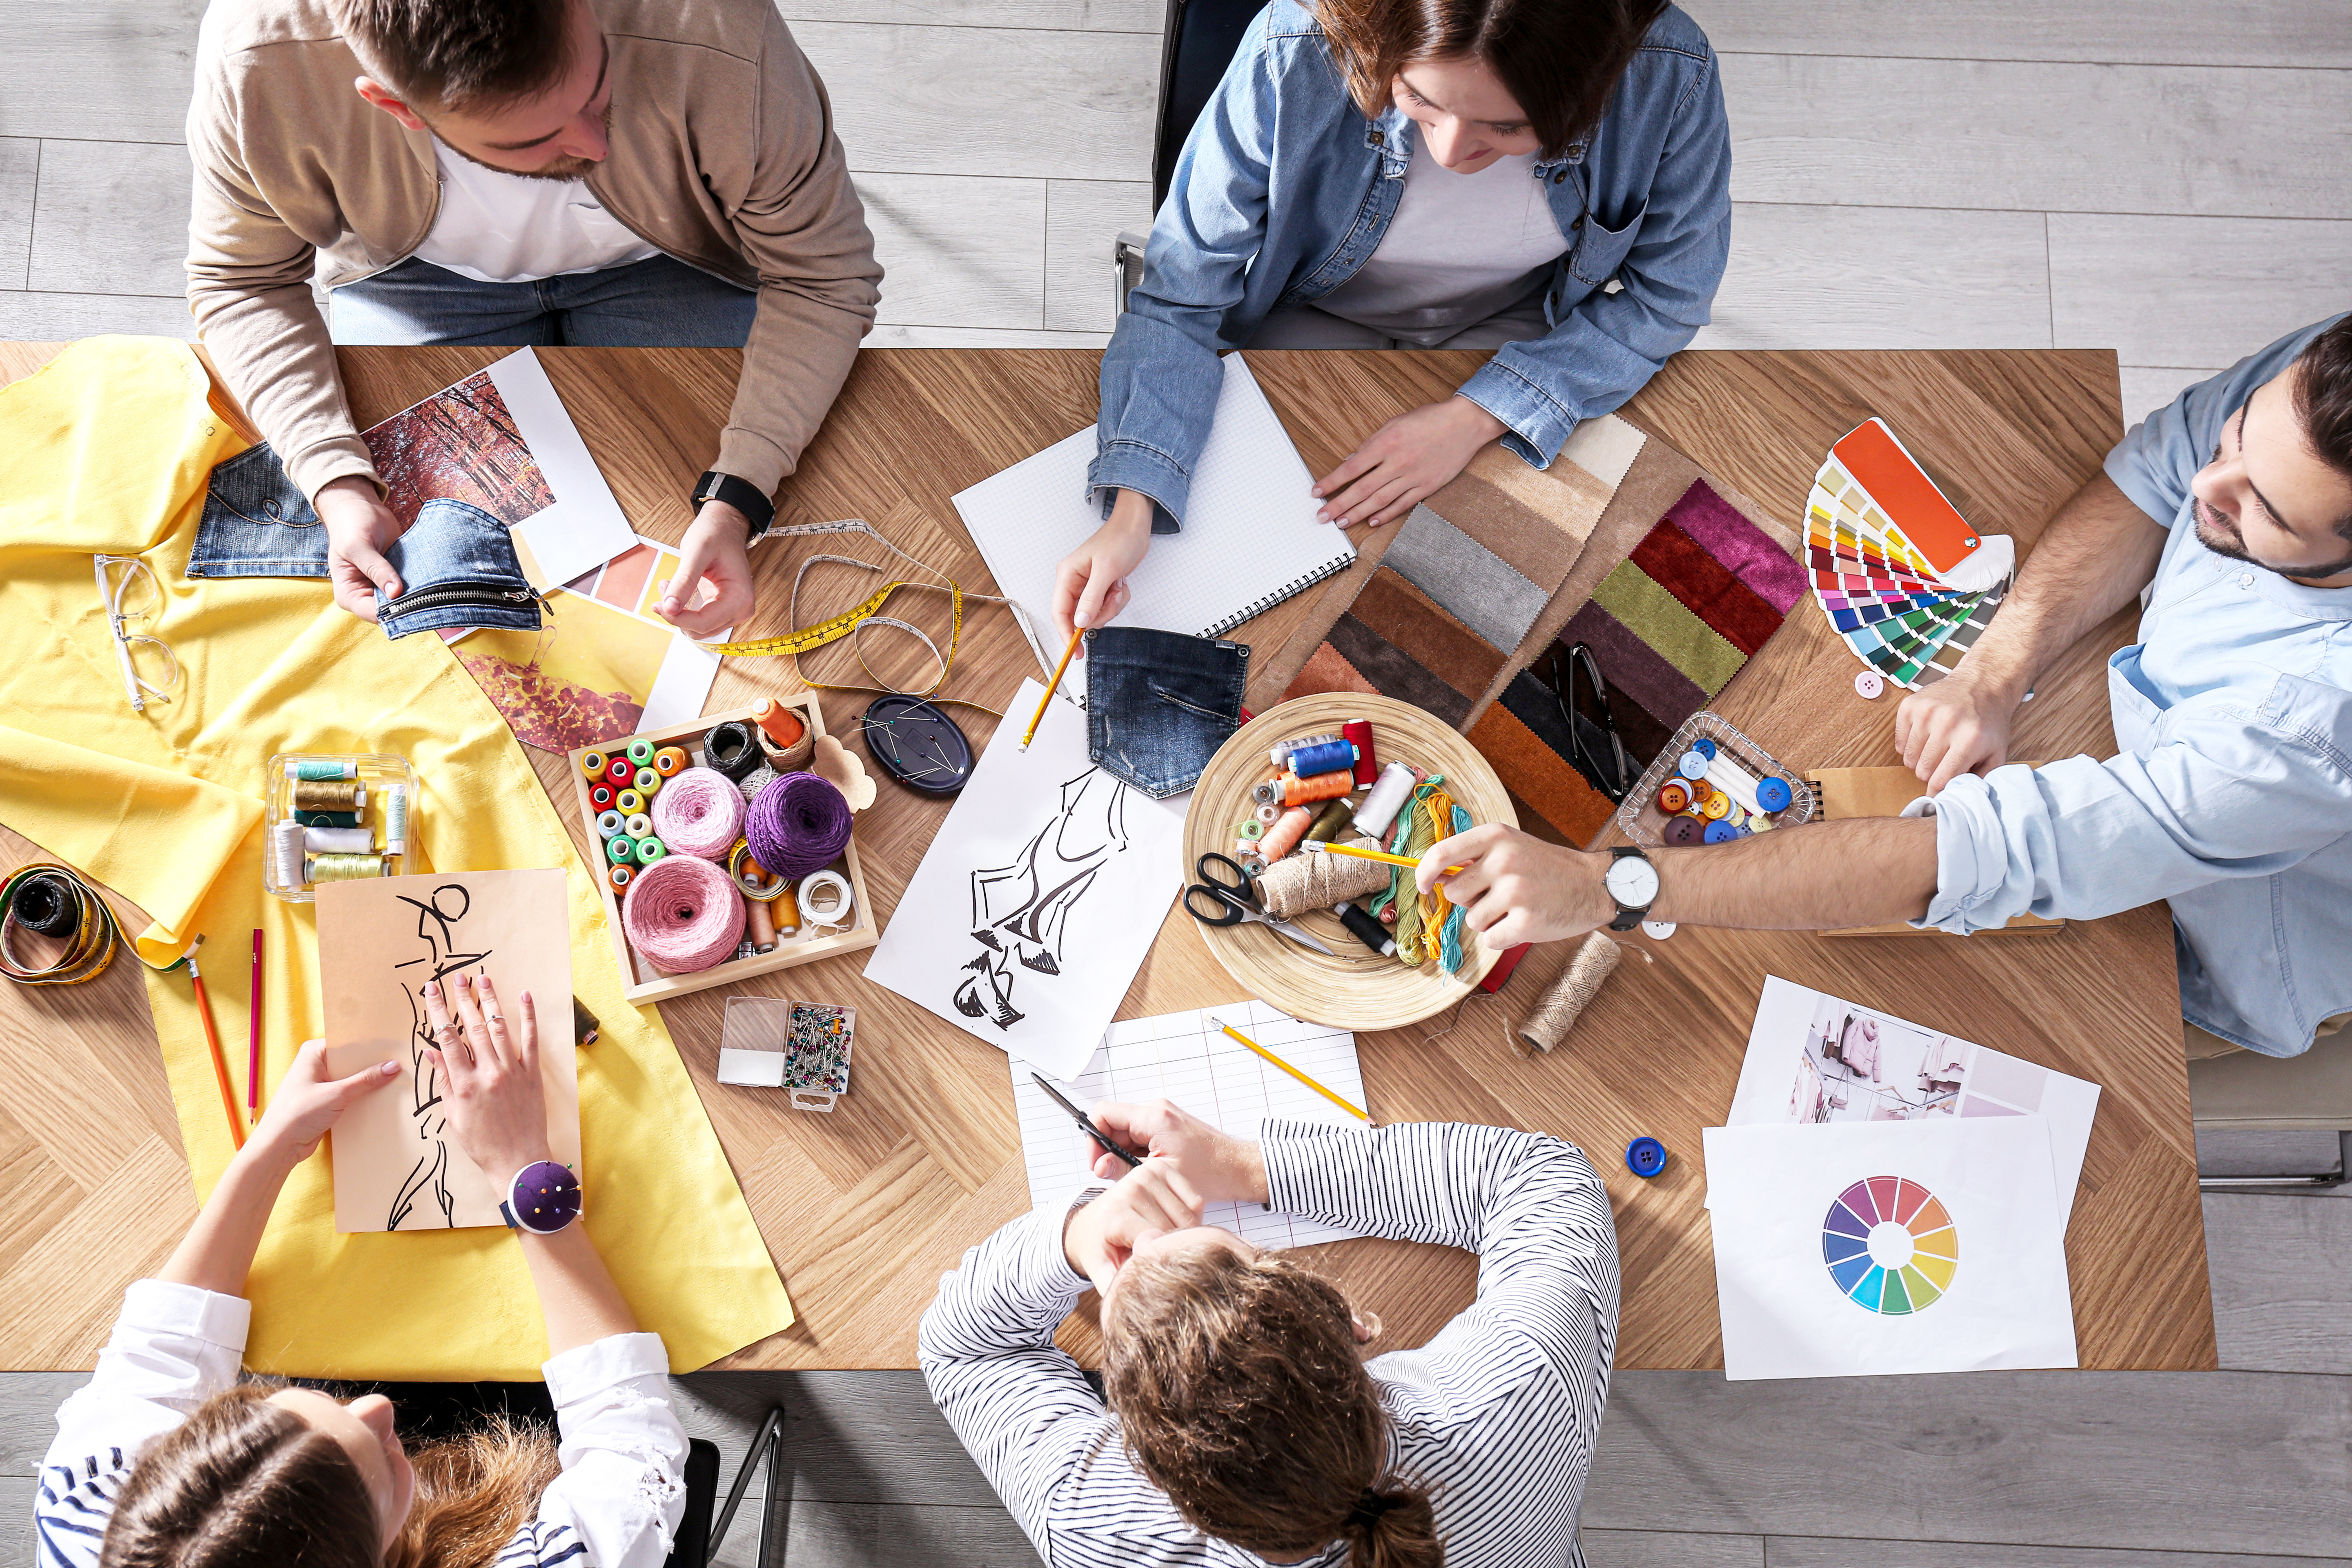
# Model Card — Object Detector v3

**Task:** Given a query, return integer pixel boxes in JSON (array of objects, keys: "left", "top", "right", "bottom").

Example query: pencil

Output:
[
  {"left": 1210, "top": 1018, "right": 1370, "bottom": 1123},
  {"left": 247, "top": 928, "right": 263, "bottom": 1118},
  {"left": 184, "top": 938, "right": 245, "bottom": 1151},
  {"left": 1019, "top": 626, "right": 1087, "bottom": 751},
  {"left": 1302, "top": 839, "right": 1466, "bottom": 877}
]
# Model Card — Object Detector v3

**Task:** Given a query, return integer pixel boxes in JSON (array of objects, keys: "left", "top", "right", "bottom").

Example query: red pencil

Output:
[
  {"left": 185, "top": 938, "right": 245, "bottom": 1152},
  {"left": 248, "top": 928, "right": 263, "bottom": 1119}
]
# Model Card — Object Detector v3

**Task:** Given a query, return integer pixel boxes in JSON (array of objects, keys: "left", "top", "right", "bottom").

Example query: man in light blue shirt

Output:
[{"left": 1420, "top": 315, "right": 2352, "bottom": 1058}]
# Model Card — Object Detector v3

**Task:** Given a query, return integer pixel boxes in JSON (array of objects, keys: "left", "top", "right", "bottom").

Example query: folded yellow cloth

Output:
[{"left": 0, "top": 338, "right": 791, "bottom": 1376}]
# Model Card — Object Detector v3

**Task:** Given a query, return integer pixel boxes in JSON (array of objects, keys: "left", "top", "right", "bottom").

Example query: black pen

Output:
[{"left": 1031, "top": 1074, "right": 1142, "bottom": 1169}]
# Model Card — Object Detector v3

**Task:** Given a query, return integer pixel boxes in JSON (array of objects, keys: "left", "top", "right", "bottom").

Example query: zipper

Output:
[{"left": 385, "top": 581, "right": 547, "bottom": 617}]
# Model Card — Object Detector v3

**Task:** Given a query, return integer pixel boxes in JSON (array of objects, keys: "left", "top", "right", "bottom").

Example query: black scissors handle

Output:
[
  {"left": 1184, "top": 882, "right": 1247, "bottom": 926},
  {"left": 1196, "top": 852, "right": 1255, "bottom": 896}
]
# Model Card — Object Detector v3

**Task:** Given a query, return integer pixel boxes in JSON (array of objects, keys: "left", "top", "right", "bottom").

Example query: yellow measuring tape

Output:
[{"left": 708, "top": 579, "right": 931, "bottom": 659}]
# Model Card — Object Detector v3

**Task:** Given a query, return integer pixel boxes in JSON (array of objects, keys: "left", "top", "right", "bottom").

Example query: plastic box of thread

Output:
[
  {"left": 1610, "top": 711, "right": 1815, "bottom": 850},
  {"left": 263, "top": 753, "right": 417, "bottom": 903},
  {"left": 564, "top": 692, "right": 878, "bottom": 1005}
]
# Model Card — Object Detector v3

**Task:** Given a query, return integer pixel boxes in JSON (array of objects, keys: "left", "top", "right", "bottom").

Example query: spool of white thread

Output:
[
  {"left": 798, "top": 870, "right": 855, "bottom": 930},
  {"left": 269, "top": 820, "right": 307, "bottom": 889},
  {"left": 303, "top": 826, "right": 373, "bottom": 853},
  {"left": 1351, "top": 762, "right": 1417, "bottom": 841},
  {"left": 383, "top": 783, "right": 408, "bottom": 855}
]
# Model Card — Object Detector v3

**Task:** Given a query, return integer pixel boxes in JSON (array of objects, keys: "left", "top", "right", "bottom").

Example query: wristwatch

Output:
[
  {"left": 499, "top": 1160, "right": 584, "bottom": 1235},
  {"left": 690, "top": 470, "right": 775, "bottom": 542},
  {"left": 1601, "top": 846, "right": 1660, "bottom": 933}
]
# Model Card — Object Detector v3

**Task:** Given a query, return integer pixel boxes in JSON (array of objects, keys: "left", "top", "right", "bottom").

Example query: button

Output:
[
  {"left": 1572, "top": 214, "right": 1585, "bottom": 230},
  {"left": 1625, "top": 1136, "right": 1668, "bottom": 1178},
  {"left": 1677, "top": 749, "right": 1711, "bottom": 780},
  {"left": 1854, "top": 669, "right": 1885, "bottom": 699},
  {"left": 1701, "top": 792, "right": 1731, "bottom": 821},
  {"left": 1694, "top": 738, "right": 1719, "bottom": 760},
  {"left": 1755, "top": 776, "right": 1793, "bottom": 813},
  {"left": 1657, "top": 780, "right": 1691, "bottom": 814},
  {"left": 1370, "top": 131, "right": 1384, "bottom": 145},
  {"left": 1552, "top": 170, "right": 1567, "bottom": 184},
  {"left": 1703, "top": 819, "right": 1739, "bottom": 843},
  {"left": 1663, "top": 815, "right": 1703, "bottom": 846},
  {"left": 2239, "top": 572, "right": 2255, "bottom": 588},
  {"left": 1641, "top": 919, "right": 1676, "bottom": 940}
]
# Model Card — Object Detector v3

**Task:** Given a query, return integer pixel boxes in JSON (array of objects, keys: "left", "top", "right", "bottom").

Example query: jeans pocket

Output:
[
  {"left": 1085, "top": 628, "right": 1250, "bottom": 798},
  {"left": 186, "top": 442, "right": 329, "bottom": 579},
  {"left": 375, "top": 497, "right": 546, "bottom": 640}
]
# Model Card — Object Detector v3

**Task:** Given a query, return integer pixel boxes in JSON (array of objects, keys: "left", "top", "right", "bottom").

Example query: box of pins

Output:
[
  {"left": 1610, "top": 710, "right": 1815, "bottom": 850},
  {"left": 563, "top": 690, "right": 878, "bottom": 1005},
  {"left": 263, "top": 752, "right": 417, "bottom": 903}
]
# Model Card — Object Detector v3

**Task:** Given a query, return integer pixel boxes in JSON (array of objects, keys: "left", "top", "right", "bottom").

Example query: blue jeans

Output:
[
  {"left": 1083, "top": 627, "right": 1251, "bottom": 798},
  {"left": 331, "top": 253, "right": 757, "bottom": 347}
]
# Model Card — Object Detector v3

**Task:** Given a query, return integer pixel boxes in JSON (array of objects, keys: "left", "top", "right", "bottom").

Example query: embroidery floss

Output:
[{"left": 621, "top": 853, "right": 744, "bottom": 973}]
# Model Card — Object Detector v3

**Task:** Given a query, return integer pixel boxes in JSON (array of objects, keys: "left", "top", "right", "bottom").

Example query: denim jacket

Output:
[{"left": 1091, "top": 0, "right": 1731, "bottom": 526}]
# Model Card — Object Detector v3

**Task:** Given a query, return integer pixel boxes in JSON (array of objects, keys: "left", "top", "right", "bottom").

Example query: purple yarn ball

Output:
[{"left": 743, "top": 771, "right": 853, "bottom": 879}]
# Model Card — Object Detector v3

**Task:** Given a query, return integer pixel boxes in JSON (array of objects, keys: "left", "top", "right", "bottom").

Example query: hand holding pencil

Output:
[{"left": 1081, "top": 1098, "right": 1272, "bottom": 1204}]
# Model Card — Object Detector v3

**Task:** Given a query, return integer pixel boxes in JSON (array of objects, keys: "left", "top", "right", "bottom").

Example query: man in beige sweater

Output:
[{"left": 187, "top": 0, "right": 882, "bottom": 635}]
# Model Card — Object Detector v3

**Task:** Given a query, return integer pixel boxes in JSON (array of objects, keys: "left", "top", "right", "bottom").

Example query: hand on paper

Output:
[
  {"left": 1051, "top": 489, "right": 1154, "bottom": 650},
  {"left": 1420, "top": 824, "right": 1610, "bottom": 947},
  {"left": 1895, "top": 665, "right": 2025, "bottom": 793},
  {"left": 1086, "top": 1098, "right": 1269, "bottom": 1205},
  {"left": 661, "top": 499, "right": 757, "bottom": 639},
  {"left": 1062, "top": 1158, "right": 1206, "bottom": 1294},
  {"left": 421, "top": 973, "right": 550, "bottom": 1183},
  {"left": 248, "top": 1038, "right": 401, "bottom": 1165},
  {"left": 318, "top": 476, "right": 408, "bottom": 621},
  {"left": 1314, "top": 395, "right": 1507, "bottom": 529}
]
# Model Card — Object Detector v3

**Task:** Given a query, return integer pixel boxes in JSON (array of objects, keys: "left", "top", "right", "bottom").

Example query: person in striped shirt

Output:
[
  {"left": 922, "top": 1100, "right": 1621, "bottom": 1567},
  {"left": 33, "top": 974, "right": 689, "bottom": 1568}
]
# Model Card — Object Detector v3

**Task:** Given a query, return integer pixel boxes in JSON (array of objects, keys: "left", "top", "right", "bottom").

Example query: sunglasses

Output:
[{"left": 1538, "top": 641, "right": 1634, "bottom": 802}]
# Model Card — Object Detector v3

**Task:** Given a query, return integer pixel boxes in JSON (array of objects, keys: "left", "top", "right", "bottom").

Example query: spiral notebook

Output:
[{"left": 951, "top": 352, "right": 1356, "bottom": 706}]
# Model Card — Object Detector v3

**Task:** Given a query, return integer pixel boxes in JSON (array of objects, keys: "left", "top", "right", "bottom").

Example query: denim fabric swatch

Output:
[
  {"left": 1084, "top": 627, "right": 1250, "bottom": 798},
  {"left": 373, "top": 498, "right": 544, "bottom": 640},
  {"left": 187, "top": 441, "right": 327, "bottom": 578}
]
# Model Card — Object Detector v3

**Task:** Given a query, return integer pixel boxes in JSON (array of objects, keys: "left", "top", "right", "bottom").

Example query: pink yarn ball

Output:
[
  {"left": 650, "top": 766, "right": 744, "bottom": 860},
  {"left": 621, "top": 854, "right": 745, "bottom": 974}
]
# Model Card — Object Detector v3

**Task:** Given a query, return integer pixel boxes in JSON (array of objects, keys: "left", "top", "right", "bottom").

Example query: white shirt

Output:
[
  {"left": 413, "top": 136, "right": 659, "bottom": 284},
  {"left": 920, "top": 1120, "right": 1622, "bottom": 1568},
  {"left": 36, "top": 1279, "right": 690, "bottom": 1568},
  {"left": 1315, "top": 132, "right": 1570, "bottom": 347}
]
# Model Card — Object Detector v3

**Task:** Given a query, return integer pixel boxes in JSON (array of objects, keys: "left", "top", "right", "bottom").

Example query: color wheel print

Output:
[{"left": 1822, "top": 1176, "right": 1958, "bottom": 1314}]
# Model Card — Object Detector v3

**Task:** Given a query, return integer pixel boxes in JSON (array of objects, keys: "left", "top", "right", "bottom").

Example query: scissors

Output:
[{"left": 1183, "top": 853, "right": 1335, "bottom": 956}]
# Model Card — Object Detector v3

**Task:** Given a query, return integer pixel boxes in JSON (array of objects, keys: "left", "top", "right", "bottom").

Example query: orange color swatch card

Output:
[{"left": 1831, "top": 419, "right": 2015, "bottom": 592}]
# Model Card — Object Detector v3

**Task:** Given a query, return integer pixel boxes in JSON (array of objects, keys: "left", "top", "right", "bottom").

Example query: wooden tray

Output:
[
  {"left": 1180, "top": 693, "right": 1516, "bottom": 1030},
  {"left": 565, "top": 695, "right": 878, "bottom": 1004}
]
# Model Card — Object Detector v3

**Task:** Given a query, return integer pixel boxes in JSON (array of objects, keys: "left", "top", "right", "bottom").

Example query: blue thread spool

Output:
[
  {"left": 1286, "top": 739, "right": 1359, "bottom": 778},
  {"left": 1625, "top": 1136, "right": 1667, "bottom": 1178},
  {"left": 596, "top": 810, "right": 624, "bottom": 839},
  {"left": 1702, "top": 820, "right": 1740, "bottom": 844},
  {"left": 1755, "top": 775, "right": 1792, "bottom": 813}
]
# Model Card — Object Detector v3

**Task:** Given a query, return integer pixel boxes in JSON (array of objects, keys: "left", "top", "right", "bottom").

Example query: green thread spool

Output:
[
  {"left": 627, "top": 739, "right": 656, "bottom": 767},
  {"left": 635, "top": 837, "right": 668, "bottom": 864},
  {"left": 608, "top": 835, "right": 638, "bottom": 864},
  {"left": 634, "top": 766, "right": 660, "bottom": 794}
]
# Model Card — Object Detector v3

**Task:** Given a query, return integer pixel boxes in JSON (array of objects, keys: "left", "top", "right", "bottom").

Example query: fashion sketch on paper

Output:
[{"left": 956, "top": 766, "right": 1134, "bottom": 1029}]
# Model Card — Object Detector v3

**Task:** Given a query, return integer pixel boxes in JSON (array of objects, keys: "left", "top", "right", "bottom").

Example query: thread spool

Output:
[
  {"left": 1305, "top": 796, "right": 1356, "bottom": 844},
  {"left": 383, "top": 784, "right": 407, "bottom": 856},
  {"left": 294, "top": 810, "right": 360, "bottom": 829},
  {"left": 579, "top": 750, "right": 610, "bottom": 781},
  {"left": 1258, "top": 806, "right": 1314, "bottom": 863},
  {"left": 597, "top": 810, "right": 625, "bottom": 839},
  {"left": 307, "top": 853, "right": 389, "bottom": 882},
  {"left": 303, "top": 826, "right": 373, "bottom": 854},
  {"left": 605, "top": 755, "right": 635, "bottom": 786},
  {"left": 702, "top": 719, "right": 762, "bottom": 781},
  {"left": 624, "top": 813, "right": 652, "bottom": 839},
  {"left": 1235, "top": 819, "right": 1265, "bottom": 842},
  {"left": 635, "top": 837, "right": 667, "bottom": 864},
  {"left": 608, "top": 835, "right": 637, "bottom": 864},
  {"left": 654, "top": 746, "right": 688, "bottom": 777},
  {"left": 589, "top": 785, "right": 614, "bottom": 811},
  {"left": 1252, "top": 836, "right": 1394, "bottom": 919},
  {"left": 755, "top": 700, "right": 813, "bottom": 768},
  {"left": 608, "top": 863, "right": 633, "bottom": 892},
  {"left": 269, "top": 821, "right": 307, "bottom": 889},
  {"left": 1352, "top": 762, "right": 1417, "bottom": 840},
  {"left": 744, "top": 773, "right": 853, "bottom": 880},
  {"left": 627, "top": 739, "right": 656, "bottom": 767},
  {"left": 621, "top": 853, "right": 745, "bottom": 974},
  {"left": 1334, "top": 900, "right": 1396, "bottom": 957},
  {"left": 616, "top": 789, "right": 646, "bottom": 816},
  {"left": 1285, "top": 739, "right": 1359, "bottom": 779},
  {"left": 728, "top": 840, "right": 788, "bottom": 901},
  {"left": 634, "top": 766, "right": 661, "bottom": 795},
  {"left": 1267, "top": 732, "right": 1339, "bottom": 768},
  {"left": 653, "top": 767, "right": 746, "bottom": 860},
  {"left": 1257, "top": 770, "right": 1351, "bottom": 809},
  {"left": 1236, "top": 851, "right": 1266, "bottom": 877},
  {"left": 287, "top": 758, "right": 356, "bottom": 781},
  {"left": 292, "top": 778, "right": 365, "bottom": 812},
  {"left": 1341, "top": 719, "right": 1378, "bottom": 787},
  {"left": 1513, "top": 933, "right": 1622, "bottom": 1056},
  {"left": 1255, "top": 802, "right": 1281, "bottom": 825},
  {"left": 745, "top": 896, "right": 778, "bottom": 954},
  {"left": 773, "top": 885, "right": 800, "bottom": 935},
  {"left": 797, "top": 870, "right": 854, "bottom": 929}
]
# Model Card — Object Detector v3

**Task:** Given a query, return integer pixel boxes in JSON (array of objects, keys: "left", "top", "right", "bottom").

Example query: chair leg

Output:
[{"left": 708, "top": 1405, "right": 789, "bottom": 1566}]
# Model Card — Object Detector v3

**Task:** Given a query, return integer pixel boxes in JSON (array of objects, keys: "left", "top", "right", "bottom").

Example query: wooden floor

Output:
[{"left": 5, "top": 0, "right": 2350, "bottom": 1562}]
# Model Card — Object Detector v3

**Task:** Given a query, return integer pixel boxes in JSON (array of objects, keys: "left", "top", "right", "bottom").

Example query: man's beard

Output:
[
  {"left": 437, "top": 105, "right": 609, "bottom": 181},
  {"left": 2196, "top": 497, "right": 2352, "bottom": 581}
]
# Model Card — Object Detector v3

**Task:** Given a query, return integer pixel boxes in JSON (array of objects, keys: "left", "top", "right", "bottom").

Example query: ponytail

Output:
[{"left": 1343, "top": 1480, "right": 1443, "bottom": 1568}]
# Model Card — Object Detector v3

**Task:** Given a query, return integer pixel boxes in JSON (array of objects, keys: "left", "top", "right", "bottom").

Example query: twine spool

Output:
[
  {"left": 744, "top": 772, "right": 853, "bottom": 880},
  {"left": 652, "top": 767, "right": 745, "bottom": 860},
  {"left": 292, "top": 778, "right": 365, "bottom": 812},
  {"left": 622, "top": 853, "right": 745, "bottom": 973},
  {"left": 702, "top": 719, "right": 762, "bottom": 781},
  {"left": 736, "top": 764, "right": 781, "bottom": 804},
  {"left": 798, "top": 869, "right": 854, "bottom": 929},
  {"left": 1513, "top": 933, "right": 1622, "bottom": 1056},
  {"left": 1253, "top": 836, "right": 1394, "bottom": 920},
  {"left": 307, "top": 853, "right": 390, "bottom": 882}
]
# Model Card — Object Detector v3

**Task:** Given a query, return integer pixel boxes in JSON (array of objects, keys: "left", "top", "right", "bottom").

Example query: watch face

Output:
[{"left": 1605, "top": 854, "right": 1660, "bottom": 909}]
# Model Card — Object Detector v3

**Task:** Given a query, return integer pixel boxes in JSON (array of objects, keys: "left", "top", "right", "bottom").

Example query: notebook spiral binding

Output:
[{"left": 1198, "top": 552, "right": 1358, "bottom": 641}]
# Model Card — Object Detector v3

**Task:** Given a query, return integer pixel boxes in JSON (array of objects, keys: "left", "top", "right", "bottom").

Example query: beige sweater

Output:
[{"left": 185, "top": 0, "right": 882, "bottom": 503}]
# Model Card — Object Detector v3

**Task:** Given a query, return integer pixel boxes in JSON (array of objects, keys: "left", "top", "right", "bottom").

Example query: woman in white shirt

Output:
[{"left": 35, "top": 973, "right": 687, "bottom": 1568}]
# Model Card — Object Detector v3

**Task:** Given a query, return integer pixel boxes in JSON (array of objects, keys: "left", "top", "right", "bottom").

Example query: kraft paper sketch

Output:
[{"left": 318, "top": 869, "right": 580, "bottom": 1232}]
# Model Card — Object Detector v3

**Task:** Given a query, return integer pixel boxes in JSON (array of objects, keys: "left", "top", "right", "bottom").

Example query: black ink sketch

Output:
[
  {"left": 955, "top": 766, "right": 1132, "bottom": 1030},
  {"left": 386, "top": 884, "right": 493, "bottom": 1229}
]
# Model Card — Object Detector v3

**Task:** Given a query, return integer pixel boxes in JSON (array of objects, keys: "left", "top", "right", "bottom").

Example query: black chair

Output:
[
  {"left": 667, "top": 1407, "right": 788, "bottom": 1568},
  {"left": 1116, "top": 0, "right": 1272, "bottom": 316}
]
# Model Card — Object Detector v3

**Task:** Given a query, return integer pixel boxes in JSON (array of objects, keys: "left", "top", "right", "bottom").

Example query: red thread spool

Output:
[
  {"left": 590, "top": 784, "right": 614, "bottom": 810},
  {"left": 605, "top": 755, "right": 634, "bottom": 786},
  {"left": 1342, "top": 719, "right": 1378, "bottom": 787}
]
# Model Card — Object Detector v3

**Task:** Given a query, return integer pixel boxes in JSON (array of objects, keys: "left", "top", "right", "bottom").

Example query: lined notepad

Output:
[
  {"left": 951, "top": 353, "right": 1357, "bottom": 706},
  {"left": 1014, "top": 1000, "right": 1368, "bottom": 1250}
]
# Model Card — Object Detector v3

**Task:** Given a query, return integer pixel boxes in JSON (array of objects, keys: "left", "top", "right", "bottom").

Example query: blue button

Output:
[
  {"left": 1626, "top": 1136, "right": 1668, "bottom": 1178},
  {"left": 1693, "top": 738, "right": 1719, "bottom": 760},
  {"left": 1755, "top": 776, "right": 1792, "bottom": 813},
  {"left": 1703, "top": 820, "right": 1739, "bottom": 844}
]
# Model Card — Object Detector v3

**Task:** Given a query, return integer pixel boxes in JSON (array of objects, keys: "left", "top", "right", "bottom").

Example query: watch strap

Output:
[
  {"left": 692, "top": 470, "right": 775, "bottom": 541},
  {"left": 1606, "top": 846, "right": 1651, "bottom": 933}
]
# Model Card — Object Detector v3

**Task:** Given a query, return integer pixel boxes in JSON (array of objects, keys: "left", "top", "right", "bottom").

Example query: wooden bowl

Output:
[{"left": 1180, "top": 693, "right": 1518, "bottom": 1029}]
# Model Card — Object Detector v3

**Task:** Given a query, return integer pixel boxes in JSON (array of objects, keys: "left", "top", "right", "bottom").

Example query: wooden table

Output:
[{"left": 0, "top": 342, "right": 2216, "bottom": 1373}]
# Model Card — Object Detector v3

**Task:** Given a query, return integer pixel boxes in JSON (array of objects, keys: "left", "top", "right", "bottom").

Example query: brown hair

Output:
[
  {"left": 2292, "top": 315, "right": 2352, "bottom": 534},
  {"left": 1102, "top": 1246, "right": 1441, "bottom": 1568},
  {"left": 1315, "top": 0, "right": 1669, "bottom": 159},
  {"left": 330, "top": 0, "right": 579, "bottom": 111},
  {"left": 100, "top": 1384, "right": 559, "bottom": 1568}
]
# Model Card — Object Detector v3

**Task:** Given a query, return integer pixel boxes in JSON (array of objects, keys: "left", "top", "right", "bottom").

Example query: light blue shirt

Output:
[{"left": 1915, "top": 316, "right": 2352, "bottom": 1057}]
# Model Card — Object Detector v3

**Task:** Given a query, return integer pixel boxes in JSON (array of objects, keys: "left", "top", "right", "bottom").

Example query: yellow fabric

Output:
[{"left": 0, "top": 338, "right": 792, "bottom": 1377}]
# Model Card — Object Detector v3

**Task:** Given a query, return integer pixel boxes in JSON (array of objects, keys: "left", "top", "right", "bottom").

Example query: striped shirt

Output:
[
  {"left": 920, "top": 1120, "right": 1621, "bottom": 1568},
  {"left": 33, "top": 1280, "right": 689, "bottom": 1568}
]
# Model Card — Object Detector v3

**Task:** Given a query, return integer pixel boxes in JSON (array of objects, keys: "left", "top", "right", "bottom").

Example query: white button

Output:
[
  {"left": 1641, "top": 920, "right": 1677, "bottom": 940},
  {"left": 1854, "top": 670, "right": 1885, "bottom": 700},
  {"left": 2238, "top": 572, "right": 2255, "bottom": 588}
]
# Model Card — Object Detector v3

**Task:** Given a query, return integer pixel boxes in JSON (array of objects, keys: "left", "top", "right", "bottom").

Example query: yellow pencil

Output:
[
  {"left": 1018, "top": 626, "right": 1087, "bottom": 752},
  {"left": 1303, "top": 839, "right": 1466, "bottom": 877},
  {"left": 1211, "top": 1017, "right": 1370, "bottom": 1123}
]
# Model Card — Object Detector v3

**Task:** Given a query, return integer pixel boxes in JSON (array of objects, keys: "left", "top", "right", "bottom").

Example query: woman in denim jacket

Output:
[{"left": 1056, "top": 0, "right": 1732, "bottom": 641}]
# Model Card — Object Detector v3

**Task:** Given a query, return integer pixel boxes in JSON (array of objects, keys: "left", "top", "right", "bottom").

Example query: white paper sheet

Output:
[
  {"left": 1724, "top": 975, "right": 2101, "bottom": 1222},
  {"left": 487, "top": 349, "right": 637, "bottom": 589},
  {"left": 862, "top": 678, "right": 1185, "bottom": 1079},
  {"left": 1015, "top": 1000, "right": 1366, "bottom": 1249},
  {"left": 1703, "top": 1116, "right": 2077, "bottom": 1380}
]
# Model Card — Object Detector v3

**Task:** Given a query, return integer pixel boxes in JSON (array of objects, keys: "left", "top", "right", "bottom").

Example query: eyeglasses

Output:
[
  {"left": 1540, "top": 641, "right": 1633, "bottom": 802},
  {"left": 93, "top": 555, "right": 180, "bottom": 713}
]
